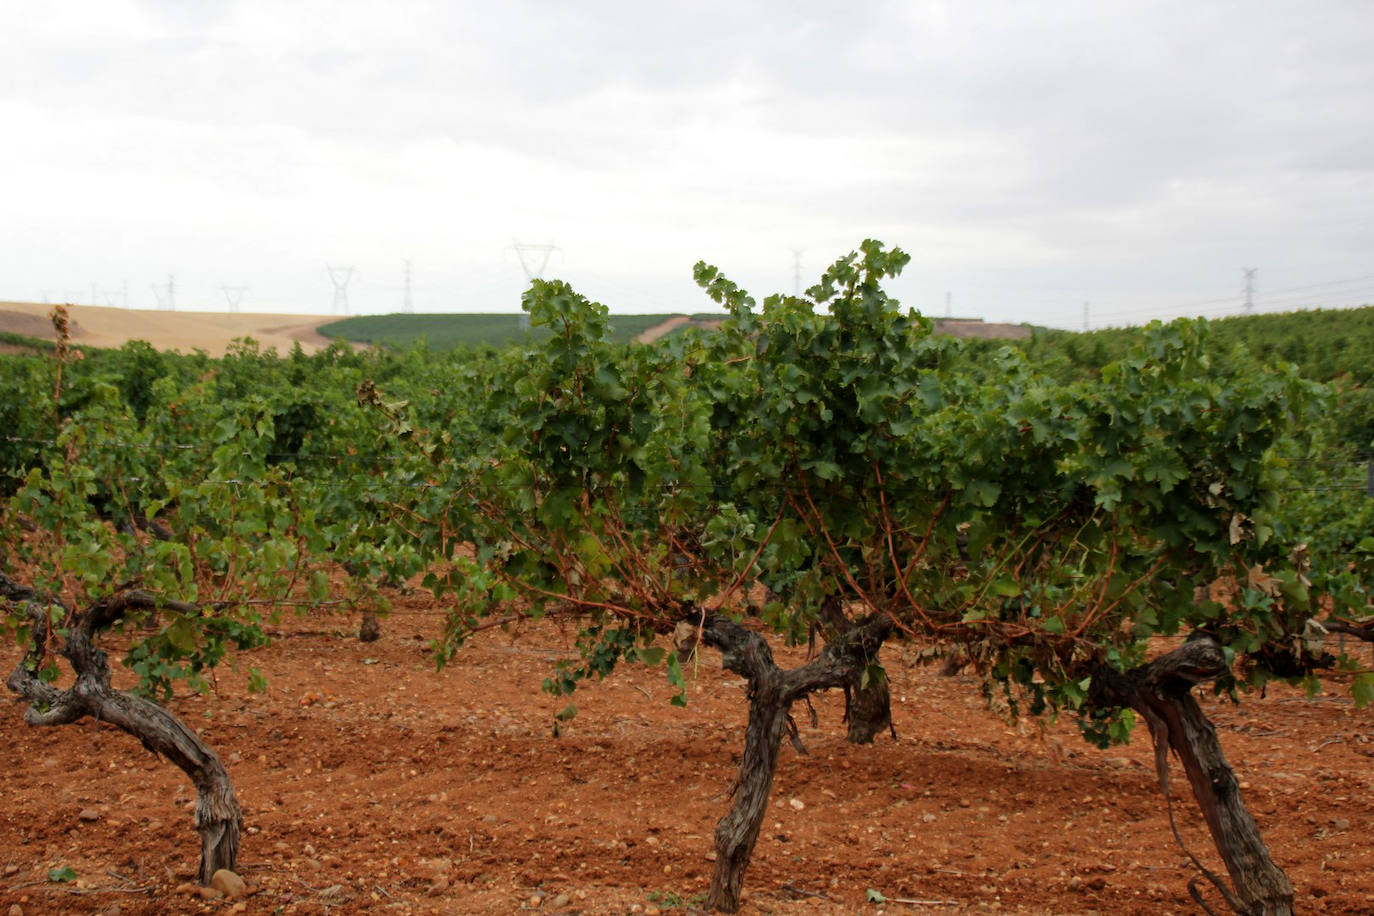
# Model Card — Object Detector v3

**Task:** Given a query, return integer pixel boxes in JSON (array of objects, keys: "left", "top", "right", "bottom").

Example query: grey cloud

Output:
[{"left": 3, "top": 0, "right": 1372, "bottom": 324}]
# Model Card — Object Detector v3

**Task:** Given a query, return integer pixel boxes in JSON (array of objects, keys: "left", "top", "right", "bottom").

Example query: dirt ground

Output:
[
  {"left": 0, "top": 302, "right": 335, "bottom": 356},
  {"left": 1, "top": 590, "right": 1370, "bottom": 915}
]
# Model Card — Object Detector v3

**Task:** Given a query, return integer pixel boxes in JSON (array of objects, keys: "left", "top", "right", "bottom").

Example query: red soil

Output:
[{"left": 1, "top": 592, "right": 1370, "bottom": 915}]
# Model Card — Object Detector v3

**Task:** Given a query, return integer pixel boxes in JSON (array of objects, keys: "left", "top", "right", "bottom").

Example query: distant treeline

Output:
[
  {"left": 1001, "top": 305, "right": 1374, "bottom": 386},
  {"left": 317, "top": 312, "right": 723, "bottom": 351},
  {"left": 950, "top": 306, "right": 1372, "bottom": 454}
]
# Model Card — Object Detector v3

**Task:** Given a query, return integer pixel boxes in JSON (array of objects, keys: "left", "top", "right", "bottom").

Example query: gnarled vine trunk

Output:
[
  {"left": 1093, "top": 637, "right": 1294, "bottom": 916},
  {"left": 843, "top": 674, "right": 893, "bottom": 744},
  {"left": 1, "top": 577, "right": 243, "bottom": 885},
  {"left": 694, "top": 611, "right": 892, "bottom": 913},
  {"left": 359, "top": 612, "right": 381, "bottom": 642},
  {"left": 818, "top": 598, "right": 894, "bottom": 744}
]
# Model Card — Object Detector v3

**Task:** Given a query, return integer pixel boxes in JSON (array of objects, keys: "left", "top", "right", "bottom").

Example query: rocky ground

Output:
[{"left": 1, "top": 591, "right": 1371, "bottom": 915}]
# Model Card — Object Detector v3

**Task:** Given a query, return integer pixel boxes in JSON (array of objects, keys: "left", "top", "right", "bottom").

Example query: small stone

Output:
[
  {"left": 3, "top": 864, "right": 18, "bottom": 876},
  {"left": 552, "top": 893, "right": 571, "bottom": 907},
  {"left": 78, "top": 809, "right": 100, "bottom": 822},
  {"left": 529, "top": 893, "right": 543, "bottom": 907},
  {"left": 1068, "top": 876, "right": 1083, "bottom": 891},
  {"left": 1332, "top": 818, "right": 1350, "bottom": 831},
  {"left": 788, "top": 797, "right": 805, "bottom": 811},
  {"left": 922, "top": 813, "right": 937, "bottom": 823},
  {"left": 210, "top": 869, "right": 247, "bottom": 899},
  {"left": 9, "top": 904, "right": 23, "bottom": 916}
]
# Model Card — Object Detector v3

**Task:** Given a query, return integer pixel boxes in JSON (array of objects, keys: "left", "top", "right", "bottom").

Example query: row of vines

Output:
[{"left": 2, "top": 241, "right": 1371, "bottom": 914}]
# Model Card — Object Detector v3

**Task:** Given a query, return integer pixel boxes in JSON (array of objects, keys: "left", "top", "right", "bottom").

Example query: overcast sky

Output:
[{"left": 3, "top": 1, "right": 1372, "bottom": 329}]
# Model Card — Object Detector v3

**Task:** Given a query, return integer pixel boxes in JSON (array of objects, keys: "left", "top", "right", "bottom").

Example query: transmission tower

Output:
[
  {"left": 327, "top": 265, "right": 354, "bottom": 315},
  {"left": 98, "top": 285, "right": 123, "bottom": 309},
  {"left": 151, "top": 274, "right": 175, "bottom": 311},
  {"left": 221, "top": 285, "right": 247, "bottom": 313},
  {"left": 103, "top": 281, "right": 129, "bottom": 309},
  {"left": 1242, "top": 268, "right": 1257, "bottom": 313},
  {"left": 402, "top": 260, "right": 414, "bottom": 314},
  {"left": 511, "top": 240, "right": 558, "bottom": 280},
  {"left": 511, "top": 240, "right": 558, "bottom": 330}
]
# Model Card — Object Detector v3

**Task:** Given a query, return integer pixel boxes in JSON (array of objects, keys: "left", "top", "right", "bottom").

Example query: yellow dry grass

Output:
[{"left": 0, "top": 301, "right": 337, "bottom": 355}]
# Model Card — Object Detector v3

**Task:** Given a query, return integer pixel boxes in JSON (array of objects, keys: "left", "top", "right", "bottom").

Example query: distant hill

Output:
[
  {"left": 1016, "top": 305, "right": 1374, "bottom": 385},
  {"left": 317, "top": 312, "right": 1029, "bottom": 351},
  {"left": 929, "top": 318, "right": 1031, "bottom": 339},
  {"left": 0, "top": 301, "right": 334, "bottom": 355},
  {"left": 0, "top": 302, "right": 1034, "bottom": 357},
  {"left": 317, "top": 313, "right": 727, "bottom": 350}
]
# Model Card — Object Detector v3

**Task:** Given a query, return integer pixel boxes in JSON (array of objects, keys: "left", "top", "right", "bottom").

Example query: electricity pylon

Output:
[
  {"left": 511, "top": 240, "right": 558, "bottom": 330},
  {"left": 221, "top": 285, "right": 247, "bottom": 313},
  {"left": 402, "top": 260, "right": 414, "bottom": 314},
  {"left": 151, "top": 275, "right": 175, "bottom": 311},
  {"left": 327, "top": 265, "right": 354, "bottom": 315}
]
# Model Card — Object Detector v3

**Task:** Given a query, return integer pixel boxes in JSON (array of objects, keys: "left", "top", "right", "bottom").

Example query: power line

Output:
[
  {"left": 1257, "top": 272, "right": 1374, "bottom": 298},
  {"left": 1084, "top": 284, "right": 1374, "bottom": 328},
  {"left": 1243, "top": 268, "right": 1258, "bottom": 314}
]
